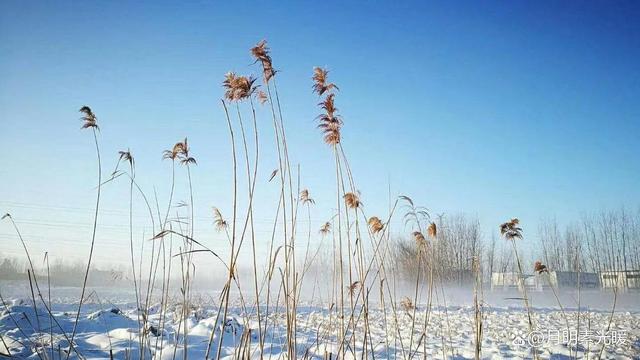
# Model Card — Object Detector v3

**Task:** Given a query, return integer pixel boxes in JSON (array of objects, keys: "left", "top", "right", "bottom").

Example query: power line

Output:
[{"left": 0, "top": 200, "right": 334, "bottom": 225}]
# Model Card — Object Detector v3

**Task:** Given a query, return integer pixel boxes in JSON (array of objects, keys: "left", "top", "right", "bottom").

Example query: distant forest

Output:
[
  {"left": 388, "top": 207, "right": 640, "bottom": 285},
  {"left": 3, "top": 207, "right": 639, "bottom": 287},
  {"left": 0, "top": 257, "right": 125, "bottom": 286}
]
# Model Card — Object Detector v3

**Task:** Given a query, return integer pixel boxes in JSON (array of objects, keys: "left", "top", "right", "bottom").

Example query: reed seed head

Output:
[
  {"left": 413, "top": 231, "right": 427, "bottom": 248},
  {"left": 163, "top": 138, "right": 195, "bottom": 165},
  {"left": 118, "top": 149, "right": 134, "bottom": 167},
  {"left": 319, "top": 222, "right": 331, "bottom": 236},
  {"left": 79, "top": 106, "right": 99, "bottom": 130},
  {"left": 180, "top": 156, "right": 197, "bottom": 165},
  {"left": 427, "top": 222, "right": 437, "bottom": 239},
  {"left": 256, "top": 90, "right": 268, "bottom": 105},
  {"left": 178, "top": 138, "right": 196, "bottom": 166},
  {"left": 163, "top": 140, "right": 184, "bottom": 161},
  {"left": 162, "top": 149, "right": 177, "bottom": 161},
  {"left": 368, "top": 216, "right": 384, "bottom": 234},
  {"left": 300, "top": 189, "right": 315, "bottom": 205},
  {"left": 343, "top": 192, "right": 361, "bottom": 209},
  {"left": 213, "top": 207, "right": 228, "bottom": 232},
  {"left": 348, "top": 281, "right": 360, "bottom": 296},
  {"left": 534, "top": 261, "right": 548, "bottom": 274},
  {"left": 317, "top": 94, "right": 342, "bottom": 145},
  {"left": 223, "top": 72, "right": 257, "bottom": 101},
  {"left": 400, "top": 297, "right": 414, "bottom": 311},
  {"left": 251, "top": 40, "right": 276, "bottom": 82},
  {"left": 500, "top": 218, "right": 523, "bottom": 241},
  {"left": 312, "top": 67, "right": 338, "bottom": 96}
]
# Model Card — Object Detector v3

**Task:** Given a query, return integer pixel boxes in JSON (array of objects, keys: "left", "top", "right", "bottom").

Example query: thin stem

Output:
[
  {"left": 68, "top": 128, "right": 102, "bottom": 358},
  {"left": 212, "top": 99, "right": 238, "bottom": 360}
]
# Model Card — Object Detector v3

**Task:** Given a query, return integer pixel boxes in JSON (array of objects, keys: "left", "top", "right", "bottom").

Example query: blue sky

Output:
[{"left": 1, "top": 1, "right": 639, "bottom": 267}]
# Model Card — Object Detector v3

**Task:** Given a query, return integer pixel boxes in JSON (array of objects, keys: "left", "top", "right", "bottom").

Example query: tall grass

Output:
[
  {"left": 67, "top": 106, "right": 102, "bottom": 360},
  {"left": 3, "top": 39, "right": 635, "bottom": 360},
  {"left": 500, "top": 218, "right": 538, "bottom": 359},
  {"left": 2, "top": 40, "right": 457, "bottom": 360}
]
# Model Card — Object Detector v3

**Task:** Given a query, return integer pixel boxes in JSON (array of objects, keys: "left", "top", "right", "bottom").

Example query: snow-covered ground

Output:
[{"left": 1, "top": 282, "right": 639, "bottom": 359}]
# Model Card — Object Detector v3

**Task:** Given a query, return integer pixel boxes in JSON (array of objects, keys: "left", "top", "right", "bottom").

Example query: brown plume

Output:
[
  {"left": 343, "top": 192, "right": 361, "bottom": 209},
  {"left": 79, "top": 106, "right": 98, "bottom": 130},
  {"left": 256, "top": 90, "right": 268, "bottom": 105},
  {"left": 162, "top": 138, "right": 195, "bottom": 165},
  {"left": 317, "top": 94, "right": 342, "bottom": 145},
  {"left": 348, "top": 281, "right": 360, "bottom": 296},
  {"left": 300, "top": 189, "right": 315, "bottom": 205},
  {"left": 251, "top": 40, "right": 276, "bottom": 82},
  {"left": 213, "top": 207, "right": 228, "bottom": 232},
  {"left": 427, "top": 222, "right": 437, "bottom": 239},
  {"left": 413, "top": 231, "right": 427, "bottom": 248},
  {"left": 319, "top": 222, "right": 331, "bottom": 236},
  {"left": 178, "top": 138, "right": 196, "bottom": 166},
  {"left": 534, "top": 261, "right": 548, "bottom": 274},
  {"left": 118, "top": 149, "right": 134, "bottom": 167},
  {"left": 223, "top": 73, "right": 257, "bottom": 101},
  {"left": 163, "top": 140, "right": 183, "bottom": 161},
  {"left": 368, "top": 216, "right": 384, "bottom": 234},
  {"left": 400, "top": 297, "right": 414, "bottom": 312},
  {"left": 312, "top": 67, "right": 338, "bottom": 96},
  {"left": 500, "top": 218, "right": 523, "bottom": 240}
]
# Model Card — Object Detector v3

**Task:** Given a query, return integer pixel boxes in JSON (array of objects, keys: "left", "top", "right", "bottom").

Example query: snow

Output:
[{"left": 1, "top": 284, "right": 639, "bottom": 359}]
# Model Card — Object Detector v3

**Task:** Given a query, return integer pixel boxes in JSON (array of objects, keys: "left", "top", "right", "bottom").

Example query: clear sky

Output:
[{"left": 1, "top": 1, "right": 639, "bottom": 268}]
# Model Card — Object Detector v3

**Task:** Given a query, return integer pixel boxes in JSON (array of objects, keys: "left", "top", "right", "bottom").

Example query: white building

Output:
[
  {"left": 492, "top": 271, "right": 600, "bottom": 291},
  {"left": 527, "top": 271, "right": 599, "bottom": 291},
  {"left": 600, "top": 270, "right": 640, "bottom": 290},
  {"left": 491, "top": 272, "right": 533, "bottom": 291}
]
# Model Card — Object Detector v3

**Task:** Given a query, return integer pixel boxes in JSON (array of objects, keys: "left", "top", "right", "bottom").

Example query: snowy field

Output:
[{"left": 1, "top": 282, "right": 640, "bottom": 359}]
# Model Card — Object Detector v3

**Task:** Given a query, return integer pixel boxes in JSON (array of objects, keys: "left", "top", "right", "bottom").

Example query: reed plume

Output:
[
  {"left": 427, "top": 222, "right": 437, "bottom": 239},
  {"left": 256, "top": 90, "right": 268, "bottom": 105},
  {"left": 317, "top": 94, "right": 342, "bottom": 145},
  {"left": 319, "top": 222, "right": 331, "bottom": 236},
  {"left": 400, "top": 297, "right": 415, "bottom": 312},
  {"left": 500, "top": 218, "right": 522, "bottom": 240},
  {"left": 213, "top": 207, "right": 228, "bottom": 232},
  {"left": 223, "top": 73, "right": 257, "bottom": 101},
  {"left": 348, "top": 281, "right": 360, "bottom": 297},
  {"left": 79, "top": 105, "right": 98, "bottom": 129},
  {"left": 413, "top": 231, "right": 427, "bottom": 249},
  {"left": 343, "top": 192, "right": 361, "bottom": 209},
  {"left": 534, "top": 261, "right": 548, "bottom": 274},
  {"left": 251, "top": 39, "right": 276, "bottom": 82},
  {"left": 117, "top": 149, "right": 134, "bottom": 167},
  {"left": 162, "top": 140, "right": 184, "bottom": 161},
  {"left": 312, "top": 67, "right": 338, "bottom": 96},
  {"left": 368, "top": 216, "right": 384, "bottom": 235},
  {"left": 177, "top": 137, "right": 197, "bottom": 165},
  {"left": 300, "top": 189, "right": 315, "bottom": 205}
]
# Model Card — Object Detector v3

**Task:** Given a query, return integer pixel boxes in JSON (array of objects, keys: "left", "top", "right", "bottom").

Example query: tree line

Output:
[{"left": 388, "top": 206, "right": 640, "bottom": 285}]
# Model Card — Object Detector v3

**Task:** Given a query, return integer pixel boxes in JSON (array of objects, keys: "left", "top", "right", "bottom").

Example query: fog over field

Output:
[{"left": 2, "top": 279, "right": 640, "bottom": 359}]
